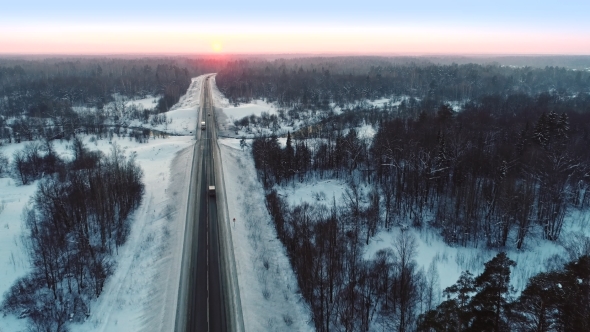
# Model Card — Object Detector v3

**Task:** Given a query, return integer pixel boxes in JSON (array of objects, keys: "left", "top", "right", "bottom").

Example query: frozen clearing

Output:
[
  {"left": 357, "top": 123, "right": 377, "bottom": 140},
  {"left": 221, "top": 99, "right": 277, "bottom": 120},
  {"left": 219, "top": 138, "right": 313, "bottom": 331},
  {"left": 125, "top": 95, "right": 159, "bottom": 110},
  {"left": 210, "top": 76, "right": 279, "bottom": 122},
  {"left": 127, "top": 75, "right": 208, "bottom": 135},
  {"left": 363, "top": 226, "right": 566, "bottom": 294},
  {"left": 275, "top": 178, "right": 348, "bottom": 209}
]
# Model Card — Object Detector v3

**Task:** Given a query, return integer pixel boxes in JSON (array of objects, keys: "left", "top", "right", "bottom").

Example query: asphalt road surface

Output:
[{"left": 175, "top": 76, "right": 242, "bottom": 332}]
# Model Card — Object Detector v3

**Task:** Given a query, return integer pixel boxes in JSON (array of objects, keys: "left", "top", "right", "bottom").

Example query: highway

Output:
[{"left": 175, "top": 76, "right": 243, "bottom": 332}]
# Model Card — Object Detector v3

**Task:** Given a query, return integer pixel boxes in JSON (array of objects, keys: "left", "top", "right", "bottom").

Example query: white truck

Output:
[
  {"left": 208, "top": 185, "right": 216, "bottom": 196},
  {"left": 201, "top": 121, "right": 206, "bottom": 130}
]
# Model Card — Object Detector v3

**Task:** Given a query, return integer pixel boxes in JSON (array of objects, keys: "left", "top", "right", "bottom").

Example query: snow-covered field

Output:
[
  {"left": 69, "top": 76, "right": 215, "bottom": 331},
  {"left": 126, "top": 76, "right": 206, "bottom": 135},
  {"left": 275, "top": 178, "right": 348, "bottom": 209},
  {"left": 125, "top": 95, "right": 159, "bottom": 110},
  {"left": 221, "top": 99, "right": 277, "bottom": 120},
  {"left": 209, "top": 78, "right": 277, "bottom": 121},
  {"left": 210, "top": 77, "right": 279, "bottom": 120},
  {"left": 0, "top": 135, "right": 195, "bottom": 332},
  {"left": 0, "top": 175, "right": 35, "bottom": 331},
  {"left": 72, "top": 95, "right": 159, "bottom": 115},
  {"left": 219, "top": 138, "right": 313, "bottom": 331}
]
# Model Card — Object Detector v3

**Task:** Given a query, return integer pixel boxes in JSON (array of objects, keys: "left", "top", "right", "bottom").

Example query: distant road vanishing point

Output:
[{"left": 175, "top": 75, "right": 244, "bottom": 332}]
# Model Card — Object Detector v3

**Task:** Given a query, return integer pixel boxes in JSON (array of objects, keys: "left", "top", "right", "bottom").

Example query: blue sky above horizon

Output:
[{"left": 2, "top": 0, "right": 589, "bottom": 54}]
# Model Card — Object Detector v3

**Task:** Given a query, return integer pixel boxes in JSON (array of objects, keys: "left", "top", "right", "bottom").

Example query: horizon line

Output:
[{"left": 1, "top": 52, "right": 590, "bottom": 58}]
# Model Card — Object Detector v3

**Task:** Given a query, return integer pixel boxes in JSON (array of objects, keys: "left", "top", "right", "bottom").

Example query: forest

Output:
[
  {"left": 216, "top": 57, "right": 590, "bottom": 108},
  {"left": 1, "top": 55, "right": 589, "bottom": 331},
  {"left": 217, "top": 57, "right": 590, "bottom": 331},
  {"left": 0, "top": 57, "right": 227, "bottom": 143},
  {"left": 2, "top": 138, "right": 143, "bottom": 331}
]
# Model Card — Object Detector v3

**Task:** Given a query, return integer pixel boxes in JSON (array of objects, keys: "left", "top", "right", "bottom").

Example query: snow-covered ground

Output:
[
  {"left": 368, "top": 98, "right": 394, "bottom": 107},
  {"left": 70, "top": 136, "right": 194, "bottom": 332},
  {"left": 222, "top": 99, "right": 277, "bottom": 119},
  {"left": 275, "top": 173, "right": 584, "bottom": 295},
  {"left": 219, "top": 138, "right": 313, "bottom": 331},
  {"left": 126, "top": 76, "right": 207, "bottom": 135},
  {"left": 0, "top": 135, "right": 194, "bottom": 332},
  {"left": 125, "top": 95, "right": 159, "bottom": 110},
  {"left": 72, "top": 95, "right": 159, "bottom": 115},
  {"left": 276, "top": 178, "right": 348, "bottom": 209},
  {"left": 0, "top": 141, "right": 67, "bottom": 331},
  {"left": 68, "top": 77, "right": 214, "bottom": 331},
  {"left": 356, "top": 122, "right": 377, "bottom": 140},
  {"left": 209, "top": 79, "right": 278, "bottom": 121},
  {"left": 364, "top": 226, "right": 566, "bottom": 294},
  {"left": 210, "top": 76, "right": 280, "bottom": 120},
  {"left": 210, "top": 76, "right": 282, "bottom": 135},
  {"left": 0, "top": 176, "right": 35, "bottom": 326}
]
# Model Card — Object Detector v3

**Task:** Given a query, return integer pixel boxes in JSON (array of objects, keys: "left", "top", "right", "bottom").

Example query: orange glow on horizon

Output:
[{"left": 1, "top": 24, "right": 589, "bottom": 55}]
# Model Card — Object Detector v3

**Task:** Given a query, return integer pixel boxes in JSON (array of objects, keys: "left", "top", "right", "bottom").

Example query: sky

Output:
[{"left": 1, "top": 0, "right": 589, "bottom": 55}]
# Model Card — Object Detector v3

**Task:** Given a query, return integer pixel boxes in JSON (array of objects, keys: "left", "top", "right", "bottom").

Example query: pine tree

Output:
[
  {"left": 512, "top": 271, "right": 561, "bottom": 332},
  {"left": 532, "top": 113, "right": 549, "bottom": 148},
  {"left": 444, "top": 270, "right": 476, "bottom": 330},
  {"left": 470, "top": 252, "right": 516, "bottom": 332},
  {"left": 559, "top": 255, "right": 590, "bottom": 331},
  {"left": 417, "top": 270, "right": 475, "bottom": 331},
  {"left": 284, "top": 131, "right": 294, "bottom": 181},
  {"left": 555, "top": 112, "right": 569, "bottom": 141},
  {"left": 417, "top": 299, "right": 460, "bottom": 332}
]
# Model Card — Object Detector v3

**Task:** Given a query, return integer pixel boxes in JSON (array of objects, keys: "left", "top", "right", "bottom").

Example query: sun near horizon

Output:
[{"left": 212, "top": 42, "right": 223, "bottom": 53}]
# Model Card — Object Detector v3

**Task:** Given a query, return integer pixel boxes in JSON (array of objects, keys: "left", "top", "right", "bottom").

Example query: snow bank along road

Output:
[{"left": 175, "top": 76, "right": 244, "bottom": 332}]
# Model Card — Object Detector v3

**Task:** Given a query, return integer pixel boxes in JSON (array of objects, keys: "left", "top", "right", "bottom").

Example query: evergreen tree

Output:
[
  {"left": 469, "top": 252, "right": 516, "bottom": 332},
  {"left": 417, "top": 299, "right": 460, "bottom": 332},
  {"left": 417, "top": 270, "right": 476, "bottom": 331},
  {"left": 511, "top": 271, "right": 561, "bottom": 332},
  {"left": 532, "top": 113, "right": 549, "bottom": 148},
  {"left": 558, "top": 255, "right": 590, "bottom": 331},
  {"left": 284, "top": 131, "right": 294, "bottom": 181}
]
